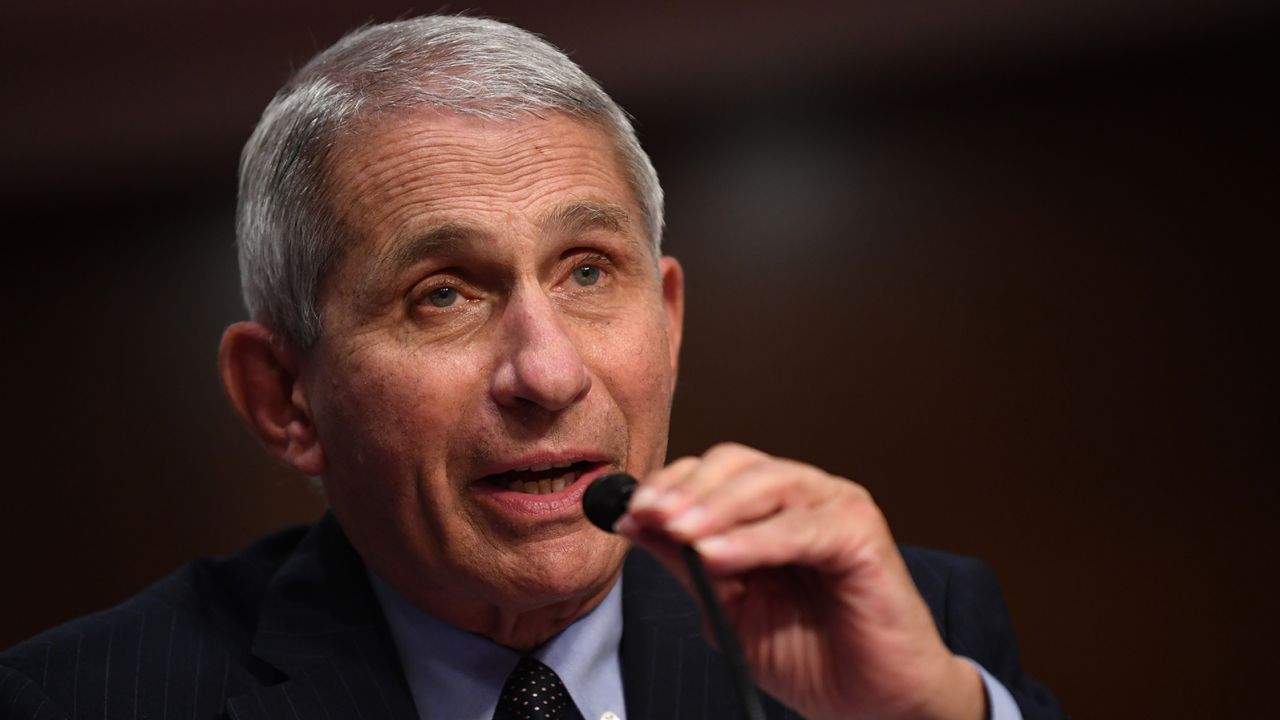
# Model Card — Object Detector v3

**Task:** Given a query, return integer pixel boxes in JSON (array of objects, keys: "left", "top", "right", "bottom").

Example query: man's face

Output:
[{"left": 300, "top": 111, "right": 682, "bottom": 622}]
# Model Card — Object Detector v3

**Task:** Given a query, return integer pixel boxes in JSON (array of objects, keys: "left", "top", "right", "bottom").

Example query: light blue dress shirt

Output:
[{"left": 369, "top": 570, "right": 1022, "bottom": 720}]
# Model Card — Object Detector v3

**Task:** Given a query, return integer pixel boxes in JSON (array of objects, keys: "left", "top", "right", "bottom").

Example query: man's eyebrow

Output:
[
  {"left": 360, "top": 222, "right": 481, "bottom": 295},
  {"left": 539, "top": 200, "right": 635, "bottom": 240},
  {"left": 356, "top": 201, "right": 639, "bottom": 298}
]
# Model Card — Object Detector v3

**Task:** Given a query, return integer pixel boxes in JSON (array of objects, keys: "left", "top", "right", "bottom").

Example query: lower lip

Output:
[{"left": 471, "top": 463, "right": 613, "bottom": 518}]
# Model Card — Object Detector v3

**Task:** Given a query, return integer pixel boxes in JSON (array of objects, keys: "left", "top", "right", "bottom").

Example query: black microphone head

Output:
[{"left": 583, "top": 472, "right": 637, "bottom": 532}]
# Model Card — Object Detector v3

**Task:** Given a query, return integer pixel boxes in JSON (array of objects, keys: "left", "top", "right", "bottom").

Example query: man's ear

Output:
[
  {"left": 218, "top": 321, "right": 326, "bottom": 476},
  {"left": 658, "top": 256, "right": 685, "bottom": 371}
]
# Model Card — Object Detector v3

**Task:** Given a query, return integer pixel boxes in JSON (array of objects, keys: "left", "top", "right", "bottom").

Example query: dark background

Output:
[{"left": 3, "top": 1, "right": 1277, "bottom": 716}]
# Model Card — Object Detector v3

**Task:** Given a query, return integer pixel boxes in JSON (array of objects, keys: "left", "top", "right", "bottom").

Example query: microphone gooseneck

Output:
[{"left": 583, "top": 473, "right": 768, "bottom": 720}]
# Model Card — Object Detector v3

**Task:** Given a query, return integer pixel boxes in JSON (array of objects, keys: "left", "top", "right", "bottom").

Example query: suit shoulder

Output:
[
  {"left": 0, "top": 523, "right": 312, "bottom": 719},
  {"left": 899, "top": 545, "right": 1067, "bottom": 719},
  {"left": 0, "top": 663, "right": 66, "bottom": 719},
  {"left": 898, "top": 545, "right": 993, "bottom": 631},
  {"left": 899, "top": 544, "right": 990, "bottom": 583}
]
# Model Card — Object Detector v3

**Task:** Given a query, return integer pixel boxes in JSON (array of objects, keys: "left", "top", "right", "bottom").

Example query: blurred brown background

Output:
[{"left": 3, "top": 1, "right": 1277, "bottom": 716}]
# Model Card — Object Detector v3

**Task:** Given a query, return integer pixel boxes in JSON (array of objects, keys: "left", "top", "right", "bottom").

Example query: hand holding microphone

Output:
[
  {"left": 585, "top": 444, "right": 986, "bottom": 720},
  {"left": 585, "top": 471, "right": 767, "bottom": 720}
]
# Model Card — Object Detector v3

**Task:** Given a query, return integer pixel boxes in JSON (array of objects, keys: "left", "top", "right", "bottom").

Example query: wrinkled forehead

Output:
[{"left": 315, "top": 108, "right": 650, "bottom": 297}]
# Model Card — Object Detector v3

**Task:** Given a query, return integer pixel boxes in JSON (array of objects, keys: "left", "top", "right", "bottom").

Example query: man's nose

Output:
[{"left": 489, "top": 288, "right": 592, "bottom": 413}]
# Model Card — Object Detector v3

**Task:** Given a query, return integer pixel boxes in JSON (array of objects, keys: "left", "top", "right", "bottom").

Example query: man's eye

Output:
[
  {"left": 572, "top": 265, "right": 602, "bottom": 287},
  {"left": 425, "top": 287, "right": 459, "bottom": 307}
]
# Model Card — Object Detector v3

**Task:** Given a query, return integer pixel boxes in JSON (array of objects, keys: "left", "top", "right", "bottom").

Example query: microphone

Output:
[
  {"left": 582, "top": 472, "right": 637, "bottom": 532},
  {"left": 584, "top": 473, "right": 767, "bottom": 720}
]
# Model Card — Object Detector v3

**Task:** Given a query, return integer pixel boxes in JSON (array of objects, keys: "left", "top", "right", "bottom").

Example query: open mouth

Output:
[{"left": 481, "top": 460, "right": 603, "bottom": 495}]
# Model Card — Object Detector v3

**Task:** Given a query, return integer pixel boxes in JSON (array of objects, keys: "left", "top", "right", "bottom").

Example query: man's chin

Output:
[
  {"left": 484, "top": 535, "right": 628, "bottom": 611},
  {"left": 456, "top": 540, "right": 626, "bottom": 649}
]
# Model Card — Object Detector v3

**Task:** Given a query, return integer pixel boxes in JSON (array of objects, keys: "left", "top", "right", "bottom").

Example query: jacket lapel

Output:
[{"left": 225, "top": 514, "right": 419, "bottom": 720}]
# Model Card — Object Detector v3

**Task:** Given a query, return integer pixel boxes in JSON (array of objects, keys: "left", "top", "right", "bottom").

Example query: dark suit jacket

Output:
[{"left": 0, "top": 514, "right": 1063, "bottom": 719}]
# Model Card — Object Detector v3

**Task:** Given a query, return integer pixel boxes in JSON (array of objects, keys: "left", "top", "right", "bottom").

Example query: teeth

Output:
[
  {"left": 495, "top": 460, "right": 588, "bottom": 494},
  {"left": 503, "top": 474, "right": 574, "bottom": 495},
  {"left": 513, "top": 462, "right": 576, "bottom": 473}
]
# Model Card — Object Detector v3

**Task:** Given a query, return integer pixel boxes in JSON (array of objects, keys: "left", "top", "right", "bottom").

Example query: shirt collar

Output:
[{"left": 369, "top": 571, "right": 626, "bottom": 720}]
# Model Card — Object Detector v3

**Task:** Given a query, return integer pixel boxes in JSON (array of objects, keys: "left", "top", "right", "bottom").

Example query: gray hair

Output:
[{"left": 236, "top": 15, "right": 664, "bottom": 348}]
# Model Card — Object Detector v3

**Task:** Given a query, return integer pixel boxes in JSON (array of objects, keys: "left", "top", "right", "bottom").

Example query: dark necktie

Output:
[{"left": 493, "top": 656, "right": 582, "bottom": 720}]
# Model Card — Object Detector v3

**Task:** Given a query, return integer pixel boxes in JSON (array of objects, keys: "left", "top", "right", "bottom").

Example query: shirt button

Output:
[{"left": 600, "top": 713, "right": 621, "bottom": 720}]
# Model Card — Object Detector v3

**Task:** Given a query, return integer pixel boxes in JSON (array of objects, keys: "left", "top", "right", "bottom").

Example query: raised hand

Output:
[{"left": 618, "top": 443, "right": 985, "bottom": 720}]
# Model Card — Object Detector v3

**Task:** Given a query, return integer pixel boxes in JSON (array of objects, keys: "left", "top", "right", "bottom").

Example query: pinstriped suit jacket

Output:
[{"left": 0, "top": 514, "right": 1063, "bottom": 719}]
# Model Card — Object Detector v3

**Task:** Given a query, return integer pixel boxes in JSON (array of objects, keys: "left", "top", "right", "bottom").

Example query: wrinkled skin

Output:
[{"left": 619, "top": 444, "right": 985, "bottom": 720}]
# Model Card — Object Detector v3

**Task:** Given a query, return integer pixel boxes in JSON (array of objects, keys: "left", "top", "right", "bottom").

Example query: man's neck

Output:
[{"left": 395, "top": 569, "right": 622, "bottom": 651}]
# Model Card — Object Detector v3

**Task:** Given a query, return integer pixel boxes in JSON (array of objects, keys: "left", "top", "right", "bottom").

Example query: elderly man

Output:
[{"left": 0, "top": 16, "right": 1062, "bottom": 720}]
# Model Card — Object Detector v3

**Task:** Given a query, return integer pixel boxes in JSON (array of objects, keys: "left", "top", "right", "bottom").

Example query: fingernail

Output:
[
  {"left": 615, "top": 515, "right": 639, "bottom": 536},
  {"left": 631, "top": 486, "right": 659, "bottom": 509},
  {"left": 666, "top": 505, "right": 706, "bottom": 536},
  {"left": 694, "top": 535, "right": 729, "bottom": 557}
]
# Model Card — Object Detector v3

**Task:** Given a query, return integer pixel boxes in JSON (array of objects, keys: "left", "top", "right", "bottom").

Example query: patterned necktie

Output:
[{"left": 493, "top": 656, "right": 581, "bottom": 720}]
